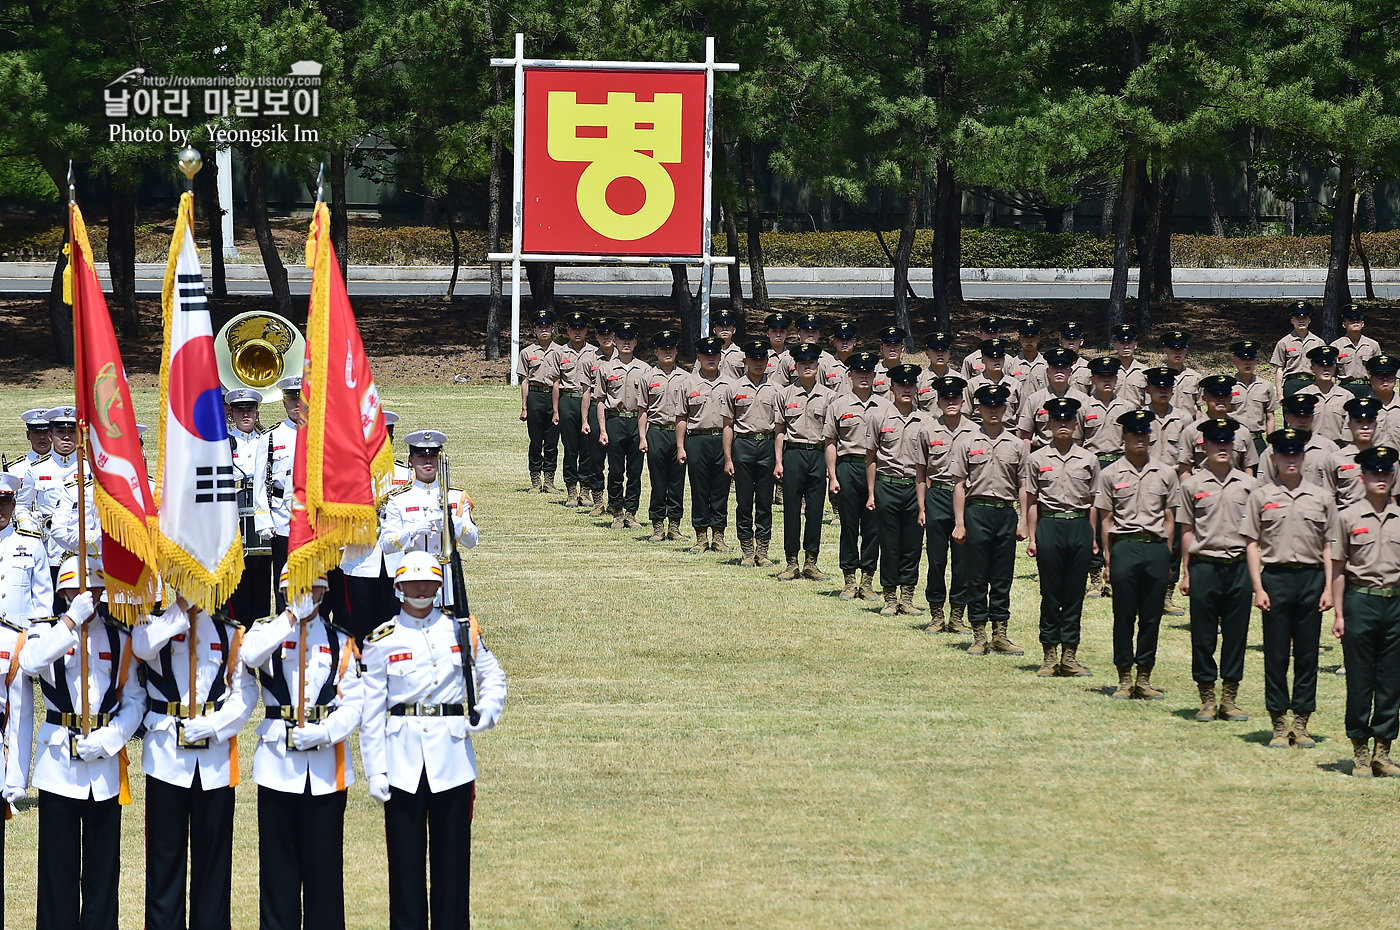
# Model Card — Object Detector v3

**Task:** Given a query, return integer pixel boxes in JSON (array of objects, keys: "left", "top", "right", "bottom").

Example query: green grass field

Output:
[{"left": 2, "top": 383, "right": 1397, "bottom": 928}]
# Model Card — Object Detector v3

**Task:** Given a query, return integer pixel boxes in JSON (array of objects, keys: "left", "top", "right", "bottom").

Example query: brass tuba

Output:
[{"left": 215, "top": 311, "right": 306, "bottom": 404}]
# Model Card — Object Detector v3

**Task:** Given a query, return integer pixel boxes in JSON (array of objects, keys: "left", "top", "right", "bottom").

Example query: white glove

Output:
[
  {"left": 412, "top": 519, "right": 438, "bottom": 537},
  {"left": 290, "top": 594, "right": 318, "bottom": 621},
  {"left": 290, "top": 722, "right": 332, "bottom": 750},
  {"left": 75, "top": 734, "right": 109, "bottom": 762},
  {"left": 66, "top": 591, "right": 96, "bottom": 625},
  {"left": 2, "top": 785, "right": 24, "bottom": 805},
  {"left": 259, "top": 530, "right": 273, "bottom": 542},
  {"left": 368, "top": 773, "right": 391, "bottom": 804},
  {"left": 467, "top": 707, "right": 493, "bottom": 733},
  {"left": 180, "top": 719, "right": 217, "bottom": 743}
]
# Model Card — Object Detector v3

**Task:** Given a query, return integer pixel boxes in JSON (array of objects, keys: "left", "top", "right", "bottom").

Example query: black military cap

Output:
[
  {"left": 1117, "top": 409, "right": 1154, "bottom": 433},
  {"left": 1088, "top": 356, "right": 1121, "bottom": 377},
  {"left": 694, "top": 336, "right": 724, "bottom": 355},
  {"left": 1200, "top": 416, "right": 1242, "bottom": 443},
  {"left": 973, "top": 383, "right": 1012, "bottom": 406},
  {"left": 594, "top": 316, "right": 617, "bottom": 335},
  {"left": 1231, "top": 340, "right": 1260, "bottom": 359},
  {"left": 563, "top": 311, "right": 591, "bottom": 328},
  {"left": 845, "top": 350, "right": 879, "bottom": 372},
  {"left": 1017, "top": 319, "right": 1041, "bottom": 336},
  {"left": 711, "top": 308, "right": 740, "bottom": 328},
  {"left": 792, "top": 342, "right": 823, "bottom": 363},
  {"left": 1345, "top": 396, "right": 1381, "bottom": 419},
  {"left": 1200, "top": 374, "right": 1238, "bottom": 396},
  {"left": 932, "top": 375, "right": 967, "bottom": 398},
  {"left": 1043, "top": 396, "right": 1082, "bottom": 419},
  {"left": 1144, "top": 365, "right": 1177, "bottom": 388},
  {"left": 979, "top": 337, "right": 1011, "bottom": 357},
  {"left": 1342, "top": 303, "right": 1366, "bottom": 321},
  {"left": 1289, "top": 300, "right": 1314, "bottom": 318},
  {"left": 888, "top": 363, "right": 921, "bottom": 385},
  {"left": 795, "top": 313, "right": 822, "bottom": 331},
  {"left": 614, "top": 321, "right": 638, "bottom": 340},
  {"left": 879, "top": 326, "right": 907, "bottom": 344},
  {"left": 653, "top": 329, "right": 679, "bottom": 348},
  {"left": 1059, "top": 321, "right": 1084, "bottom": 339},
  {"left": 1366, "top": 354, "right": 1399, "bottom": 376},
  {"left": 1110, "top": 323, "right": 1138, "bottom": 342},
  {"left": 764, "top": 312, "right": 792, "bottom": 330},
  {"left": 1043, "top": 346, "right": 1078, "bottom": 368},
  {"left": 924, "top": 331, "right": 953, "bottom": 351},
  {"left": 1160, "top": 329, "right": 1191, "bottom": 349},
  {"left": 742, "top": 338, "right": 771, "bottom": 360},
  {"left": 1267, "top": 428, "right": 1310, "bottom": 455},
  {"left": 532, "top": 309, "right": 555, "bottom": 327},
  {"left": 976, "top": 316, "right": 1003, "bottom": 333},
  {"left": 832, "top": 321, "right": 857, "bottom": 340},
  {"left": 1307, "top": 345, "right": 1340, "bottom": 365},
  {"left": 1281, "top": 393, "right": 1317, "bottom": 416},
  {"left": 1357, "top": 445, "right": 1399, "bottom": 472}
]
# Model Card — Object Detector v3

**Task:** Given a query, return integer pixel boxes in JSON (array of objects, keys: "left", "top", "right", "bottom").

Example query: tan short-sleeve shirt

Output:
[
  {"left": 1296, "top": 384, "right": 1350, "bottom": 442},
  {"left": 1176, "top": 468, "right": 1257, "bottom": 558},
  {"left": 1332, "top": 335, "right": 1382, "bottom": 380},
  {"left": 720, "top": 343, "right": 748, "bottom": 381},
  {"left": 963, "top": 376, "right": 1022, "bottom": 425},
  {"left": 1178, "top": 418, "right": 1260, "bottom": 473},
  {"left": 1172, "top": 367, "right": 1204, "bottom": 416},
  {"left": 597, "top": 357, "right": 649, "bottom": 413},
  {"left": 1376, "top": 396, "right": 1400, "bottom": 447},
  {"left": 777, "top": 382, "right": 834, "bottom": 444},
  {"left": 1271, "top": 333, "right": 1326, "bottom": 375},
  {"left": 1333, "top": 501, "right": 1400, "bottom": 588},
  {"left": 824, "top": 393, "right": 884, "bottom": 458},
  {"left": 869, "top": 403, "right": 926, "bottom": 479},
  {"left": 1018, "top": 386, "right": 1090, "bottom": 448},
  {"left": 678, "top": 373, "right": 730, "bottom": 430},
  {"left": 1241, "top": 481, "right": 1336, "bottom": 565},
  {"left": 516, "top": 341, "right": 562, "bottom": 388},
  {"left": 1117, "top": 360, "right": 1149, "bottom": 408},
  {"left": 1008, "top": 354, "right": 1049, "bottom": 397},
  {"left": 1258, "top": 434, "right": 1339, "bottom": 492},
  {"left": 1082, "top": 396, "right": 1136, "bottom": 457},
  {"left": 1330, "top": 444, "right": 1368, "bottom": 508},
  {"left": 949, "top": 428, "right": 1029, "bottom": 502},
  {"left": 1229, "top": 377, "right": 1277, "bottom": 434},
  {"left": 1027, "top": 444, "right": 1099, "bottom": 513},
  {"left": 544, "top": 344, "right": 598, "bottom": 394},
  {"left": 642, "top": 365, "right": 688, "bottom": 427},
  {"left": 723, "top": 376, "right": 783, "bottom": 435},
  {"left": 919, "top": 415, "right": 976, "bottom": 484},
  {"left": 1094, "top": 458, "right": 1179, "bottom": 537},
  {"left": 1148, "top": 405, "right": 1191, "bottom": 464}
]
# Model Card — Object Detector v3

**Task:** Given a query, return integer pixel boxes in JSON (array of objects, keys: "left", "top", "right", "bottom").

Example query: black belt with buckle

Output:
[
  {"left": 1348, "top": 583, "right": 1400, "bottom": 598},
  {"left": 738, "top": 432, "right": 775, "bottom": 441},
  {"left": 561, "top": 389, "right": 584, "bottom": 397},
  {"left": 838, "top": 454, "right": 866, "bottom": 464},
  {"left": 877, "top": 475, "right": 915, "bottom": 486},
  {"left": 47, "top": 711, "right": 113, "bottom": 728},
  {"left": 927, "top": 480, "right": 953, "bottom": 491},
  {"left": 1113, "top": 532, "right": 1164, "bottom": 543},
  {"left": 1193, "top": 553, "right": 1244, "bottom": 565},
  {"left": 651, "top": 423, "right": 676, "bottom": 431},
  {"left": 265, "top": 704, "right": 334, "bottom": 723},
  {"left": 785, "top": 441, "right": 821, "bottom": 450},
  {"left": 1265, "top": 562, "right": 1321, "bottom": 572},
  {"left": 147, "top": 698, "right": 223, "bottom": 717},
  {"left": 610, "top": 411, "right": 639, "bottom": 419},
  {"left": 389, "top": 702, "right": 465, "bottom": 717}
]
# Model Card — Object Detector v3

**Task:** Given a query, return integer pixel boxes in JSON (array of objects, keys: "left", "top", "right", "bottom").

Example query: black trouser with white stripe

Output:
[
  {"left": 385, "top": 775, "right": 475, "bottom": 930},
  {"left": 145, "top": 770, "right": 235, "bottom": 930}
]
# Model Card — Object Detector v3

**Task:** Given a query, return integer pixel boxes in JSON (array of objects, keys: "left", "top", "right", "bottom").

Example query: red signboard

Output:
[{"left": 521, "top": 68, "right": 707, "bottom": 257}]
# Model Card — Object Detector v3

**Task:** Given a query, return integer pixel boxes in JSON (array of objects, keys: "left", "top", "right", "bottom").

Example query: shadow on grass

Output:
[
  {"left": 1317, "top": 759, "right": 1355, "bottom": 775},
  {"left": 1171, "top": 707, "right": 1208, "bottom": 721},
  {"left": 1236, "top": 730, "right": 1275, "bottom": 745}
]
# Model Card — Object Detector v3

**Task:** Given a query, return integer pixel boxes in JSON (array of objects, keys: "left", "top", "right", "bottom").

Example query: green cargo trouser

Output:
[
  {"left": 733, "top": 435, "right": 775, "bottom": 542},
  {"left": 584, "top": 402, "right": 605, "bottom": 491},
  {"left": 781, "top": 446, "right": 825, "bottom": 554},
  {"left": 1261, "top": 564, "right": 1325, "bottom": 714},
  {"left": 1341, "top": 586, "right": 1400, "bottom": 741},
  {"left": 1188, "top": 558, "right": 1252, "bottom": 684},
  {"left": 558, "top": 393, "right": 586, "bottom": 486},
  {"left": 836, "top": 458, "right": 878, "bottom": 574},
  {"left": 924, "top": 485, "right": 968, "bottom": 609},
  {"left": 964, "top": 501, "right": 1017, "bottom": 626},
  {"left": 685, "top": 433, "right": 730, "bottom": 530},
  {"left": 874, "top": 477, "right": 920, "bottom": 588},
  {"left": 1110, "top": 536, "right": 1170, "bottom": 668},
  {"left": 1034, "top": 514, "right": 1091, "bottom": 645},
  {"left": 525, "top": 389, "right": 559, "bottom": 476},
  {"left": 605, "top": 413, "right": 644, "bottom": 513},
  {"left": 1282, "top": 374, "right": 1314, "bottom": 398},
  {"left": 646, "top": 427, "right": 685, "bottom": 523}
]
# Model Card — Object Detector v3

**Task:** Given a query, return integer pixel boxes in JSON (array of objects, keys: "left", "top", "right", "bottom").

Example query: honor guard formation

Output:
[
  {"left": 517, "top": 302, "right": 1400, "bottom": 779},
  {"left": 0, "top": 384, "right": 505, "bottom": 929}
]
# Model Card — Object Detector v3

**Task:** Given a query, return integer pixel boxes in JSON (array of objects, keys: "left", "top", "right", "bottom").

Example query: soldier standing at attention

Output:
[
  {"left": 1295, "top": 345, "right": 1348, "bottom": 442},
  {"left": 775, "top": 344, "right": 835, "bottom": 581},
  {"left": 868, "top": 364, "right": 926, "bottom": 616},
  {"left": 776, "top": 314, "right": 840, "bottom": 388},
  {"left": 1258, "top": 393, "right": 1339, "bottom": 490},
  {"left": 516, "top": 310, "right": 562, "bottom": 494},
  {"left": 1025, "top": 397, "right": 1098, "bottom": 676},
  {"left": 639, "top": 330, "right": 689, "bottom": 543},
  {"left": 916, "top": 332, "right": 955, "bottom": 411},
  {"left": 359, "top": 552, "right": 507, "bottom": 930},
  {"left": 1228, "top": 341, "right": 1277, "bottom": 454},
  {"left": 1243, "top": 428, "right": 1336, "bottom": 749},
  {"left": 950, "top": 383, "right": 1030, "bottom": 655},
  {"left": 6, "top": 409, "right": 51, "bottom": 490},
  {"left": 1271, "top": 301, "right": 1326, "bottom": 399},
  {"left": 1081, "top": 356, "right": 1130, "bottom": 597},
  {"left": 1179, "top": 376, "right": 1260, "bottom": 477},
  {"left": 1160, "top": 329, "right": 1203, "bottom": 415},
  {"left": 596, "top": 321, "right": 649, "bottom": 529},
  {"left": 581, "top": 322, "right": 612, "bottom": 517},
  {"left": 724, "top": 340, "right": 783, "bottom": 568},
  {"left": 1060, "top": 322, "right": 1093, "bottom": 393},
  {"left": 1332, "top": 445, "right": 1400, "bottom": 777},
  {"left": 1109, "top": 324, "right": 1149, "bottom": 408},
  {"left": 1332, "top": 304, "right": 1381, "bottom": 398},
  {"left": 676, "top": 337, "right": 733, "bottom": 554},
  {"left": 1331, "top": 397, "right": 1381, "bottom": 509},
  {"left": 1093, "top": 410, "right": 1178, "bottom": 700},
  {"left": 873, "top": 326, "right": 907, "bottom": 396},
  {"left": 963, "top": 338, "right": 1022, "bottom": 426},
  {"left": 1018, "top": 347, "right": 1087, "bottom": 450},
  {"left": 960, "top": 317, "right": 1003, "bottom": 381},
  {"left": 827, "top": 322, "right": 859, "bottom": 390},
  {"left": 824, "top": 350, "right": 884, "bottom": 601},
  {"left": 1178, "top": 417, "right": 1259, "bottom": 722},
  {"left": 1009, "top": 319, "right": 1049, "bottom": 396},
  {"left": 916, "top": 375, "right": 974, "bottom": 632},
  {"left": 593, "top": 316, "right": 619, "bottom": 362},
  {"left": 253, "top": 378, "right": 303, "bottom": 613},
  {"left": 711, "top": 308, "right": 747, "bottom": 381},
  {"left": 1365, "top": 354, "right": 1400, "bottom": 446},
  {"left": 762, "top": 313, "right": 792, "bottom": 379},
  {"left": 543, "top": 311, "right": 595, "bottom": 508},
  {"left": 1143, "top": 366, "right": 1190, "bottom": 617}
]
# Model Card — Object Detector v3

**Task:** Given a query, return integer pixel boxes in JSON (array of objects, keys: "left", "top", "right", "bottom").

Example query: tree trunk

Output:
[
  {"left": 1152, "top": 170, "right": 1177, "bottom": 303},
  {"left": 892, "top": 166, "right": 923, "bottom": 350},
  {"left": 246, "top": 156, "right": 293, "bottom": 317},
  {"left": 48, "top": 249, "right": 73, "bottom": 364},
  {"left": 1203, "top": 168, "right": 1225, "bottom": 237},
  {"left": 1352, "top": 194, "right": 1374, "bottom": 300},
  {"left": 1361, "top": 191, "right": 1377, "bottom": 232},
  {"left": 931, "top": 158, "right": 961, "bottom": 331},
  {"left": 1107, "top": 153, "right": 1139, "bottom": 337},
  {"left": 1044, "top": 207, "right": 1064, "bottom": 233},
  {"left": 330, "top": 151, "right": 349, "bottom": 283},
  {"left": 525, "top": 263, "right": 554, "bottom": 313},
  {"left": 1137, "top": 167, "right": 1177, "bottom": 326},
  {"left": 445, "top": 209, "right": 461, "bottom": 300},
  {"left": 982, "top": 195, "right": 994, "bottom": 228},
  {"left": 202, "top": 154, "right": 228, "bottom": 299},
  {"left": 820, "top": 195, "right": 832, "bottom": 233},
  {"left": 1061, "top": 203, "right": 1075, "bottom": 234},
  {"left": 722, "top": 201, "right": 745, "bottom": 314},
  {"left": 1100, "top": 182, "right": 1116, "bottom": 236},
  {"left": 671, "top": 264, "right": 700, "bottom": 354},
  {"left": 738, "top": 137, "right": 769, "bottom": 313},
  {"left": 1320, "top": 155, "right": 1355, "bottom": 342},
  {"left": 1246, "top": 127, "right": 1261, "bottom": 234},
  {"left": 105, "top": 173, "right": 140, "bottom": 337}
]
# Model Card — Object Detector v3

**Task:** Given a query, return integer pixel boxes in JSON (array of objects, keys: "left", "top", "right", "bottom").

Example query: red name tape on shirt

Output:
[
  {"left": 451, "top": 644, "right": 462, "bottom": 653},
  {"left": 689, "top": 392, "right": 701, "bottom": 398},
  {"left": 99, "top": 652, "right": 111, "bottom": 660},
  {"left": 1038, "top": 409, "right": 1048, "bottom": 415},
  {"left": 1195, "top": 492, "right": 1212, "bottom": 499},
  {"left": 1085, "top": 414, "right": 1098, "bottom": 421},
  {"left": 1263, "top": 502, "right": 1281, "bottom": 510},
  {"left": 210, "top": 642, "right": 223, "bottom": 651},
  {"left": 786, "top": 403, "right": 799, "bottom": 409},
  {"left": 405, "top": 506, "right": 420, "bottom": 512},
  {"left": 735, "top": 393, "right": 749, "bottom": 400},
  {"left": 1354, "top": 527, "right": 1370, "bottom": 535},
  {"left": 881, "top": 427, "right": 896, "bottom": 433},
  {"left": 390, "top": 652, "right": 413, "bottom": 662},
  {"left": 1114, "top": 482, "right": 1131, "bottom": 489},
  {"left": 1039, "top": 465, "right": 1054, "bottom": 472},
  {"left": 970, "top": 449, "right": 986, "bottom": 456},
  {"left": 930, "top": 440, "right": 945, "bottom": 446},
  {"left": 1340, "top": 464, "right": 1356, "bottom": 471},
  {"left": 273, "top": 445, "right": 286, "bottom": 451}
]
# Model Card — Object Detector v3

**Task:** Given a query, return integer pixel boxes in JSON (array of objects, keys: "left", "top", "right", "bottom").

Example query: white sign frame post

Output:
[{"left": 490, "top": 35, "right": 739, "bottom": 384}]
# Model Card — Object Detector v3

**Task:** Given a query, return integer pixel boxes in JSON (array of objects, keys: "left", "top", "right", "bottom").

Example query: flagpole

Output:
[
  {"left": 178, "top": 147, "right": 204, "bottom": 721},
  {"left": 296, "top": 162, "right": 325, "bottom": 733},
  {"left": 70, "top": 161, "right": 92, "bottom": 738}
]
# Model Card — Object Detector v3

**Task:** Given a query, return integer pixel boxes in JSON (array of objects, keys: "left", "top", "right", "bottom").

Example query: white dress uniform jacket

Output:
[
  {"left": 0, "top": 521, "right": 52, "bottom": 627},
  {"left": 20, "top": 451, "right": 80, "bottom": 560},
  {"left": 1, "top": 621, "right": 34, "bottom": 801},
  {"left": 340, "top": 464, "right": 413, "bottom": 578},
  {"left": 377, "top": 480, "right": 478, "bottom": 602},
  {"left": 131, "top": 603, "right": 257, "bottom": 790},
  {"left": 20, "top": 614, "right": 142, "bottom": 801},
  {"left": 240, "top": 610, "right": 363, "bottom": 795},
  {"left": 5, "top": 448, "right": 46, "bottom": 491},
  {"left": 253, "top": 420, "right": 298, "bottom": 537},
  {"left": 48, "top": 488, "right": 99, "bottom": 562},
  {"left": 359, "top": 608, "right": 506, "bottom": 792}
]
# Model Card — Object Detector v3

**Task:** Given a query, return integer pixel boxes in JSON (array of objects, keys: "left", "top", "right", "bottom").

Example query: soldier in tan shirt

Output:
[
  {"left": 827, "top": 322, "right": 859, "bottom": 393},
  {"left": 872, "top": 326, "right": 907, "bottom": 396},
  {"left": 825, "top": 350, "right": 884, "bottom": 600},
  {"left": 1330, "top": 397, "right": 1382, "bottom": 509},
  {"left": 959, "top": 316, "right": 1003, "bottom": 381},
  {"left": 1179, "top": 376, "right": 1260, "bottom": 477},
  {"left": 1092, "top": 409, "right": 1179, "bottom": 700},
  {"left": 1332, "top": 304, "right": 1382, "bottom": 395},
  {"left": 1243, "top": 428, "right": 1336, "bottom": 749},
  {"left": 1257, "top": 393, "right": 1339, "bottom": 491},
  {"left": 543, "top": 311, "right": 598, "bottom": 507},
  {"left": 1109, "top": 324, "right": 1150, "bottom": 408},
  {"left": 639, "top": 330, "right": 689, "bottom": 542},
  {"left": 1177, "top": 417, "right": 1259, "bottom": 722},
  {"left": 963, "top": 339, "right": 1022, "bottom": 426},
  {"left": 596, "top": 321, "right": 650, "bottom": 528},
  {"left": 775, "top": 344, "right": 835, "bottom": 581},
  {"left": 724, "top": 339, "right": 784, "bottom": 568},
  {"left": 866, "top": 364, "right": 926, "bottom": 616},
  {"left": 516, "top": 309, "right": 562, "bottom": 493},
  {"left": 915, "top": 332, "right": 955, "bottom": 411},
  {"left": 1161, "top": 329, "right": 1204, "bottom": 416},
  {"left": 1228, "top": 340, "right": 1277, "bottom": 452},
  {"left": 1295, "top": 345, "right": 1349, "bottom": 441},
  {"left": 950, "top": 383, "right": 1030, "bottom": 656},
  {"left": 916, "top": 375, "right": 975, "bottom": 632},
  {"left": 1018, "top": 347, "right": 1088, "bottom": 449},
  {"left": 676, "top": 336, "right": 733, "bottom": 553},
  {"left": 1025, "top": 396, "right": 1099, "bottom": 676},
  {"left": 711, "top": 308, "right": 747, "bottom": 381},
  {"left": 1366, "top": 354, "right": 1400, "bottom": 446},
  {"left": 1270, "top": 301, "right": 1326, "bottom": 398},
  {"left": 1009, "top": 319, "right": 1049, "bottom": 397}
]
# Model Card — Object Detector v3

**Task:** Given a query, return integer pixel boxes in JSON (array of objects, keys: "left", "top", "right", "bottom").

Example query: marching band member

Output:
[
  {"left": 225, "top": 387, "right": 271, "bottom": 626},
  {"left": 379, "top": 431, "right": 478, "bottom": 609},
  {"left": 253, "top": 376, "right": 304, "bottom": 612}
]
